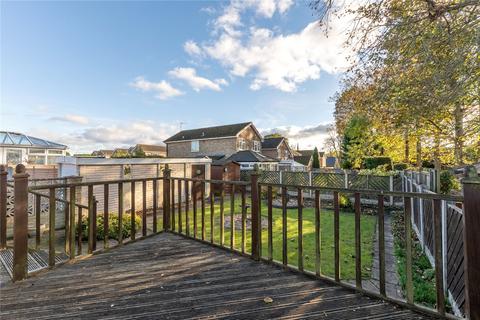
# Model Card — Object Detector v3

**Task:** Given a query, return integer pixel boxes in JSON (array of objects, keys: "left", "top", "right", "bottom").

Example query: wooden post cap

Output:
[{"left": 15, "top": 164, "right": 26, "bottom": 174}]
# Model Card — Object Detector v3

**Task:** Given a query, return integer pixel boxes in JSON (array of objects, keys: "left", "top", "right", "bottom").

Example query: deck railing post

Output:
[
  {"left": 163, "top": 167, "right": 171, "bottom": 230},
  {"left": 13, "top": 164, "right": 29, "bottom": 281},
  {"left": 0, "top": 165, "right": 7, "bottom": 249},
  {"left": 462, "top": 175, "right": 480, "bottom": 320},
  {"left": 250, "top": 172, "right": 260, "bottom": 260}
]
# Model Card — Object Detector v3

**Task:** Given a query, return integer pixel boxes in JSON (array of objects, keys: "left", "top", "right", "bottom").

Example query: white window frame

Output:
[
  {"left": 253, "top": 141, "right": 261, "bottom": 152},
  {"left": 191, "top": 140, "right": 200, "bottom": 152},
  {"left": 238, "top": 138, "right": 246, "bottom": 150}
]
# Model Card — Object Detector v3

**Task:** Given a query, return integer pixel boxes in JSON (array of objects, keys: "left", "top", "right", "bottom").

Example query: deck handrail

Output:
[{"left": 2, "top": 164, "right": 480, "bottom": 319}]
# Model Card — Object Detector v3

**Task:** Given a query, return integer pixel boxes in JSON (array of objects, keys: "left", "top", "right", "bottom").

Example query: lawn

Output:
[{"left": 158, "top": 194, "right": 378, "bottom": 280}]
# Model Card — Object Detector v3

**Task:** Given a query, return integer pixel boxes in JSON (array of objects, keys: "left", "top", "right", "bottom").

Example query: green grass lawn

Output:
[{"left": 159, "top": 194, "right": 377, "bottom": 280}]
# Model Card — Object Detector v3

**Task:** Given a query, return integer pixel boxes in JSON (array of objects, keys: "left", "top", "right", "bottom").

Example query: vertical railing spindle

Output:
[
  {"left": 333, "top": 191, "right": 340, "bottom": 282},
  {"left": 0, "top": 165, "right": 7, "bottom": 249},
  {"left": 404, "top": 196, "right": 414, "bottom": 304},
  {"left": 230, "top": 184, "right": 235, "bottom": 250},
  {"left": 201, "top": 181, "right": 205, "bottom": 241},
  {"left": 118, "top": 183, "right": 124, "bottom": 244},
  {"left": 378, "top": 195, "right": 386, "bottom": 296},
  {"left": 142, "top": 180, "right": 147, "bottom": 237},
  {"left": 69, "top": 186, "right": 76, "bottom": 259},
  {"left": 251, "top": 173, "right": 260, "bottom": 260},
  {"left": 171, "top": 179, "right": 175, "bottom": 232},
  {"left": 220, "top": 184, "right": 224, "bottom": 246},
  {"left": 210, "top": 183, "right": 214, "bottom": 243},
  {"left": 131, "top": 181, "right": 136, "bottom": 240},
  {"left": 193, "top": 181, "right": 197, "bottom": 238},
  {"left": 87, "top": 185, "right": 94, "bottom": 254},
  {"left": 49, "top": 187, "right": 56, "bottom": 266},
  {"left": 152, "top": 179, "right": 157, "bottom": 233},
  {"left": 35, "top": 194, "right": 41, "bottom": 250},
  {"left": 178, "top": 180, "right": 182, "bottom": 233},
  {"left": 267, "top": 186, "right": 273, "bottom": 261},
  {"left": 282, "top": 186, "right": 287, "bottom": 267},
  {"left": 185, "top": 181, "right": 190, "bottom": 236},
  {"left": 241, "top": 185, "right": 246, "bottom": 253},
  {"left": 104, "top": 184, "right": 109, "bottom": 249},
  {"left": 354, "top": 192, "right": 361, "bottom": 289},
  {"left": 77, "top": 207, "right": 82, "bottom": 255},
  {"left": 433, "top": 198, "right": 445, "bottom": 315},
  {"left": 297, "top": 188, "right": 304, "bottom": 271},
  {"left": 315, "top": 190, "right": 321, "bottom": 276}
]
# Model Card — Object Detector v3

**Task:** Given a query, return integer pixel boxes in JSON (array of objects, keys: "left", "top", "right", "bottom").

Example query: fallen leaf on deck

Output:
[{"left": 263, "top": 297, "right": 273, "bottom": 304}]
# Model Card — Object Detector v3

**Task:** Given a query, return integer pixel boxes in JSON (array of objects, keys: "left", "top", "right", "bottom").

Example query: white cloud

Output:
[
  {"left": 168, "top": 67, "right": 228, "bottom": 92},
  {"left": 32, "top": 121, "right": 178, "bottom": 153},
  {"left": 184, "top": 40, "right": 203, "bottom": 56},
  {"left": 49, "top": 114, "right": 89, "bottom": 125},
  {"left": 130, "top": 76, "right": 184, "bottom": 100},
  {"left": 196, "top": 0, "right": 352, "bottom": 92},
  {"left": 260, "top": 123, "right": 332, "bottom": 150}
]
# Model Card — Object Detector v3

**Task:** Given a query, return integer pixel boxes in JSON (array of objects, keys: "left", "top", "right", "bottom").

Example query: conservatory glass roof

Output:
[{"left": 0, "top": 131, "right": 67, "bottom": 149}]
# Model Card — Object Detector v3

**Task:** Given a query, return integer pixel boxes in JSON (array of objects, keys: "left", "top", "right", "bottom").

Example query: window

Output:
[
  {"left": 191, "top": 140, "right": 200, "bottom": 152},
  {"left": 253, "top": 141, "right": 261, "bottom": 152},
  {"left": 238, "top": 138, "right": 246, "bottom": 150},
  {"left": 29, "top": 148, "right": 46, "bottom": 154},
  {"left": 27, "top": 155, "right": 46, "bottom": 165},
  {"left": 6, "top": 149, "right": 23, "bottom": 165},
  {"left": 48, "top": 150, "right": 63, "bottom": 155}
]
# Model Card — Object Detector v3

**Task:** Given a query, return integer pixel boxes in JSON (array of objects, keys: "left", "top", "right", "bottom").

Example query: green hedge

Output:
[
  {"left": 81, "top": 214, "right": 141, "bottom": 240},
  {"left": 393, "top": 163, "right": 408, "bottom": 171},
  {"left": 362, "top": 157, "right": 392, "bottom": 170},
  {"left": 439, "top": 170, "right": 460, "bottom": 194}
]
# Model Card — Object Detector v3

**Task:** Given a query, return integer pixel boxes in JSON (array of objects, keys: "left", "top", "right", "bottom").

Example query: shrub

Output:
[
  {"left": 421, "top": 160, "right": 435, "bottom": 168},
  {"left": 81, "top": 213, "right": 141, "bottom": 240},
  {"left": 439, "top": 170, "right": 460, "bottom": 194},
  {"left": 339, "top": 193, "right": 353, "bottom": 210},
  {"left": 362, "top": 157, "right": 392, "bottom": 170},
  {"left": 393, "top": 163, "right": 408, "bottom": 171}
]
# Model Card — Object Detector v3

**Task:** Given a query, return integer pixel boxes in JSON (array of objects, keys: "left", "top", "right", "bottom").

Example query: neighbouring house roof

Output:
[
  {"left": 134, "top": 144, "right": 166, "bottom": 153},
  {"left": 164, "top": 122, "right": 252, "bottom": 143},
  {"left": 293, "top": 155, "right": 311, "bottom": 166},
  {"left": 297, "top": 149, "right": 325, "bottom": 157},
  {"left": 92, "top": 150, "right": 114, "bottom": 157},
  {"left": 210, "top": 155, "right": 240, "bottom": 166},
  {"left": 261, "top": 137, "right": 284, "bottom": 149},
  {"left": 0, "top": 131, "right": 67, "bottom": 150},
  {"left": 225, "top": 150, "right": 278, "bottom": 163}
]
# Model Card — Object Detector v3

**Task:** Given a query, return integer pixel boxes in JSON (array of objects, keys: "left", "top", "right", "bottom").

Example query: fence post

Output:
[
  {"left": 163, "top": 167, "right": 171, "bottom": 230},
  {"left": 309, "top": 171, "right": 313, "bottom": 197},
  {"left": 344, "top": 170, "right": 349, "bottom": 189},
  {"left": 279, "top": 170, "right": 283, "bottom": 185},
  {"left": 250, "top": 172, "right": 260, "bottom": 261},
  {"left": 0, "top": 165, "right": 7, "bottom": 249},
  {"left": 419, "top": 185, "right": 425, "bottom": 249},
  {"left": 13, "top": 164, "right": 29, "bottom": 281},
  {"left": 441, "top": 200, "right": 447, "bottom": 295},
  {"left": 389, "top": 175, "right": 394, "bottom": 205},
  {"left": 462, "top": 176, "right": 480, "bottom": 320}
]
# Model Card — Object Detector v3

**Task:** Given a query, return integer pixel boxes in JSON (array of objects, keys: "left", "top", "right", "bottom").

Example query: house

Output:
[
  {"left": 261, "top": 137, "right": 294, "bottom": 160},
  {"left": 293, "top": 149, "right": 326, "bottom": 170},
  {"left": 223, "top": 150, "right": 278, "bottom": 171},
  {"left": 164, "top": 122, "right": 262, "bottom": 158},
  {"left": 130, "top": 144, "right": 166, "bottom": 157},
  {"left": 91, "top": 150, "right": 114, "bottom": 158},
  {"left": 0, "top": 131, "right": 68, "bottom": 166},
  {"left": 111, "top": 148, "right": 130, "bottom": 158}
]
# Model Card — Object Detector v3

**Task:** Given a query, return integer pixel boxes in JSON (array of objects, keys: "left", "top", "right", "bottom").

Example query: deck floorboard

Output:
[{"left": 0, "top": 233, "right": 432, "bottom": 319}]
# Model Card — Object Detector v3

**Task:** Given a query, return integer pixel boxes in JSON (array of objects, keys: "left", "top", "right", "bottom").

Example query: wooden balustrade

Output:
[{"left": 3, "top": 163, "right": 479, "bottom": 320}]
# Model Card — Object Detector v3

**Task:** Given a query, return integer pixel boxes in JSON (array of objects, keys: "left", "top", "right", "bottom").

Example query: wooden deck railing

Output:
[{"left": 1, "top": 165, "right": 480, "bottom": 320}]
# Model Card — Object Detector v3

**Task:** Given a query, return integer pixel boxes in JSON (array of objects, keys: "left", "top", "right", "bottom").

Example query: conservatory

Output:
[{"left": 0, "top": 131, "right": 68, "bottom": 166}]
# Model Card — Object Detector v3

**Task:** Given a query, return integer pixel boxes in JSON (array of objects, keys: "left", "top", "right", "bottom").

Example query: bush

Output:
[
  {"left": 339, "top": 193, "right": 353, "bottom": 210},
  {"left": 440, "top": 170, "right": 460, "bottom": 194},
  {"left": 393, "top": 163, "right": 408, "bottom": 171},
  {"left": 362, "top": 157, "right": 392, "bottom": 170},
  {"left": 81, "top": 213, "right": 141, "bottom": 240},
  {"left": 421, "top": 160, "right": 435, "bottom": 168}
]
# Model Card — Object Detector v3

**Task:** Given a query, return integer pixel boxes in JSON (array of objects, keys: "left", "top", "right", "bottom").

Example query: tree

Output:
[{"left": 312, "top": 147, "right": 320, "bottom": 169}]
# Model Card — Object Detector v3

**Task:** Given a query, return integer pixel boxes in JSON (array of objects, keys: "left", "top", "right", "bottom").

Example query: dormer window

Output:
[
  {"left": 191, "top": 140, "right": 200, "bottom": 152},
  {"left": 238, "top": 138, "right": 246, "bottom": 150}
]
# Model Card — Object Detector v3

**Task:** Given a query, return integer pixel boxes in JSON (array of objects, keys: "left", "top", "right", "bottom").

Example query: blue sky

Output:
[{"left": 1, "top": 0, "right": 349, "bottom": 153}]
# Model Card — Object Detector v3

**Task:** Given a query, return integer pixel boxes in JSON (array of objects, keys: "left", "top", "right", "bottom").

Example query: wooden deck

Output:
[{"left": 0, "top": 233, "right": 432, "bottom": 320}]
